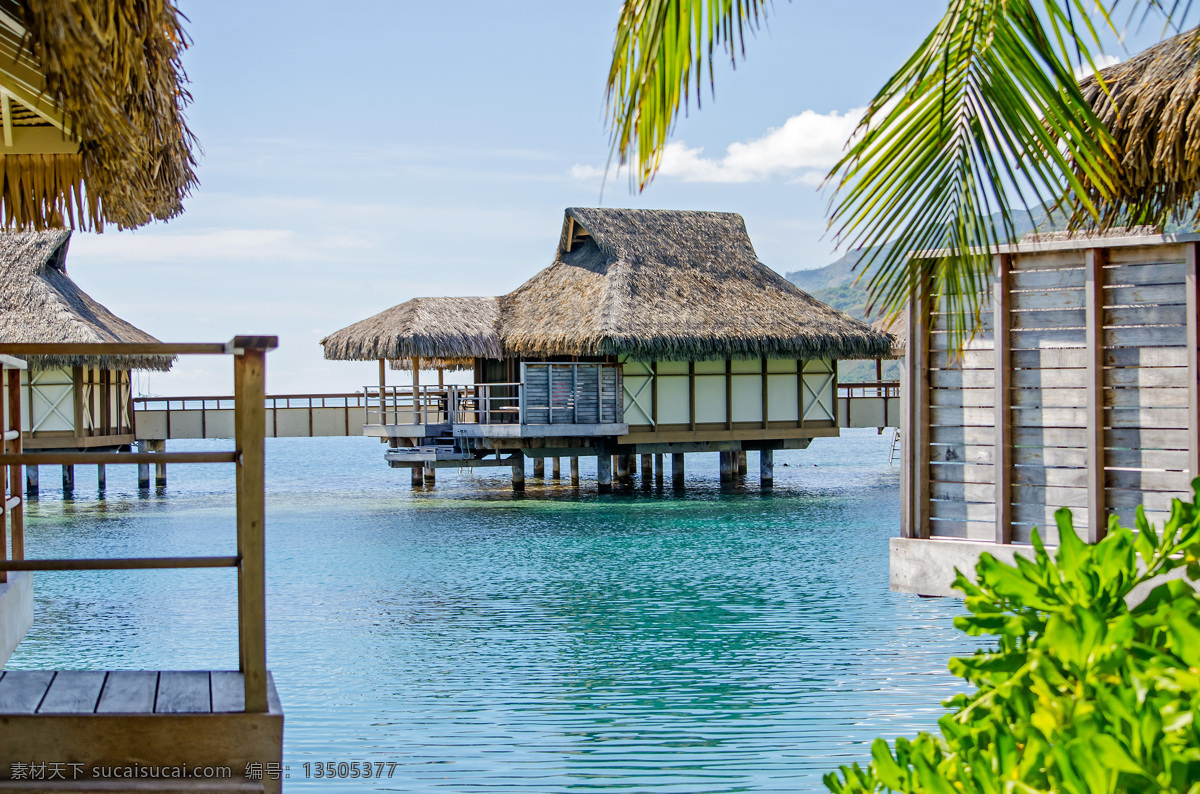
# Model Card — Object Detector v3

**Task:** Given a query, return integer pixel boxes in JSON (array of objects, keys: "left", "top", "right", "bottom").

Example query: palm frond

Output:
[
  {"left": 827, "top": 0, "right": 1127, "bottom": 346},
  {"left": 605, "top": 0, "right": 769, "bottom": 189}
]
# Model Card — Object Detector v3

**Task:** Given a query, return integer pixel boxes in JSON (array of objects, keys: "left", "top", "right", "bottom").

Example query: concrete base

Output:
[
  {"left": 0, "top": 573, "right": 33, "bottom": 668},
  {"left": 891, "top": 537, "right": 1196, "bottom": 601}
]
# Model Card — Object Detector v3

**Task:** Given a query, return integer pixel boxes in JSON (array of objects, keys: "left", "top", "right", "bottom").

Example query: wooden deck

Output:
[
  {"left": 0, "top": 671, "right": 282, "bottom": 793},
  {"left": 0, "top": 671, "right": 281, "bottom": 715}
]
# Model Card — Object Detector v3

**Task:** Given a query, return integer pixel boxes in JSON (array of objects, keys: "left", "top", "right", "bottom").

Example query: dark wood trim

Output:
[
  {"left": 725, "top": 359, "right": 733, "bottom": 430},
  {"left": 761, "top": 356, "right": 768, "bottom": 429},
  {"left": 688, "top": 361, "right": 696, "bottom": 431},
  {"left": 650, "top": 361, "right": 658, "bottom": 426},
  {"left": 1190, "top": 243, "right": 1200, "bottom": 485},
  {"left": 994, "top": 254, "right": 1013, "bottom": 544},
  {"left": 72, "top": 365, "right": 83, "bottom": 438},
  {"left": 1085, "top": 247, "right": 1107, "bottom": 543}
]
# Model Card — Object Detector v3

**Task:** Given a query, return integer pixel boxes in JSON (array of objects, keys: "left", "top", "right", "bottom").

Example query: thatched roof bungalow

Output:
[
  {"left": 0, "top": 230, "right": 171, "bottom": 371},
  {"left": 324, "top": 208, "right": 892, "bottom": 469}
]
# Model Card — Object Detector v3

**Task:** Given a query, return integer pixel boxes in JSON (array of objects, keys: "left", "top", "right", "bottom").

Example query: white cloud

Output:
[
  {"left": 1074, "top": 53, "right": 1120, "bottom": 79},
  {"left": 571, "top": 107, "right": 864, "bottom": 185}
]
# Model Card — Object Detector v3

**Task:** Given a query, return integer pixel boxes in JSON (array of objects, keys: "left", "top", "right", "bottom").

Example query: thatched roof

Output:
[
  {"left": 321, "top": 297, "right": 503, "bottom": 363},
  {"left": 871, "top": 310, "right": 906, "bottom": 357},
  {"left": 498, "top": 208, "right": 890, "bottom": 361},
  {"left": 1076, "top": 27, "right": 1200, "bottom": 226},
  {"left": 0, "top": 230, "right": 172, "bottom": 370},
  {"left": 0, "top": 1, "right": 197, "bottom": 231}
]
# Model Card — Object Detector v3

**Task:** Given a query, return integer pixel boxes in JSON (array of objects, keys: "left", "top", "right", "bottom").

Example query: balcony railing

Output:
[{"left": 364, "top": 363, "right": 624, "bottom": 428}]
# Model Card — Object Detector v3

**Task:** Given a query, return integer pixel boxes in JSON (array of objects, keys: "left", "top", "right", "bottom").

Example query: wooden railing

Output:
[
  {"left": 1, "top": 354, "right": 26, "bottom": 586},
  {"left": 0, "top": 338, "right": 276, "bottom": 713},
  {"left": 838, "top": 381, "right": 901, "bottom": 399}
]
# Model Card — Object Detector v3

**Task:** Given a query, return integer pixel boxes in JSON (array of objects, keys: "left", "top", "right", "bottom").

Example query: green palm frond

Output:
[
  {"left": 606, "top": 0, "right": 769, "bottom": 189},
  {"left": 828, "top": 0, "right": 1122, "bottom": 344}
]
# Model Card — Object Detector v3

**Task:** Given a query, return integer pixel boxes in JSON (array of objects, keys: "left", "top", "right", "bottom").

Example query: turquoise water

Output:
[{"left": 7, "top": 430, "right": 968, "bottom": 792}]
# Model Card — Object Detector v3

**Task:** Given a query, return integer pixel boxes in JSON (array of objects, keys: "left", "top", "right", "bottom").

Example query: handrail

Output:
[{"left": 0, "top": 337, "right": 276, "bottom": 714}]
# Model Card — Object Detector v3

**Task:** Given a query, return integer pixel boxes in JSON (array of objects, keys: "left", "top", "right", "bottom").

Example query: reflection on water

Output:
[{"left": 8, "top": 431, "right": 968, "bottom": 792}]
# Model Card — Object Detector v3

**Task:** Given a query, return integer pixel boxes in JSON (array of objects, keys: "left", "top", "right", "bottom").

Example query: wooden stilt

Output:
[
  {"left": 533, "top": 458, "right": 545, "bottom": 479},
  {"left": 672, "top": 453, "right": 684, "bottom": 490},
  {"left": 137, "top": 440, "right": 150, "bottom": 490},
  {"left": 152, "top": 439, "right": 167, "bottom": 488},
  {"left": 654, "top": 453, "right": 663, "bottom": 487},
  {"left": 616, "top": 454, "right": 629, "bottom": 485},
  {"left": 719, "top": 451, "right": 733, "bottom": 483},
  {"left": 97, "top": 464, "right": 106, "bottom": 492},
  {"left": 25, "top": 464, "right": 37, "bottom": 496},
  {"left": 423, "top": 466, "right": 436, "bottom": 483},
  {"left": 551, "top": 457, "right": 561, "bottom": 479},
  {"left": 736, "top": 451, "right": 747, "bottom": 478},
  {"left": 570, "top": 456, "right": 579, "bottom": 486},
  {"left": 411, "top": 466, "right": 423, "bottom": 486},
  {"left": 597, "top": 453, "right": 612, "bottom": 493},
  {"left": 760, "top": 449, "right": 774, "bottom": 489},
  {"left": 62, "top": 464, "right": 74, "bottom": 494},
  {"left": 511, "top": 454, "right": 525, "bottom": 492},
  {"left": 640, "top": 454, "right": 652, "bottom": 489}
]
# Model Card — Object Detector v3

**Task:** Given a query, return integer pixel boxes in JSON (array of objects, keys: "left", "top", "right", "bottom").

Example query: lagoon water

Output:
[{"left": 7, "top": 429, "right": 969, "bottom": 793}]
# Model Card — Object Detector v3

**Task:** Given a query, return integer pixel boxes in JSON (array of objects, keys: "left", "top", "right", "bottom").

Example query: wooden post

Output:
[
  {"left": 672, "top": 452, "right": 685, "bottom": 490},
  {"left": 902, "top": 264, "right": 931, "bottom": 539},
  {"left": 640, "top": 453, "right": 652, "bottom": 488},
  {"left": 25, "top": 464, "right": 37, "bottom": 497},
  {"left": 552, "top": 457, "right": 561, "bottom": 480},
  {"left": 994, "top": 254, "right": 1012, "bottom": 544},
  {"left": 597, "top": 453, "right": 612, "bottom": 493},
  {"left": 411, "top": 465, "right": 423, "bottom": 486},
  {"left": 616, "top": 453, "right": 629, "bottom": 485},
  {"left": 725, "top": 359, "right": 733, "bottom": 430},
  {"left": 137, "top": 439, "right": 150, "bottom": 489},
  {"left": 378, "top": 358, "right": 386, "bottom": 426},
  {"left": 61, "top": 464, "right": 74, "bottom": 495},
  {"left": 6, "top": 367, "right": 21, "bottom": 562},
  {"left": 760, "top": 449, "right": 774, "bottom": 488},
  {"left": 533, "top": 457, "right": 545, "bottom": 479},
  {"left": 233, "top": 342, "right": 269, "bottom": 713},
  {"left": 511, "top": 454, "right": 525, "bottom": 492},
  {"left": 688, "top": 362, "right": 696, "bottom": 431},
  {"left": 97, "top": 464, "right": 106, "bottom": 493},
  {"left": 1085, "top": 248, "right": 1107, "bottom": 543},
  {"left": 736, "top": 450, "right": 747, "bottom": 477},
  {"left": 423, "top": 465, "right": 436, "bottom": 483},
  {"left": 719, "top": 451, "right": 733, "bottom": 483},
  {"left": 570, "top": 456, "right": 579, "bottom": 486},
  {"left": 152, "top": 439, "right": 167, "bottom": 487},
  {"left": 1188, "top": 243, "right": 1199, "bottom": 487},
  {"left": 654, "top": 453, "right": 664, "bottom": 487}
]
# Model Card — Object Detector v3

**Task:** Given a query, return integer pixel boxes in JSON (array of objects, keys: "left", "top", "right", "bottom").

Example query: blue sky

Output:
[{"left": 64, "top": 1, "right": 1145, "bottom": 394}]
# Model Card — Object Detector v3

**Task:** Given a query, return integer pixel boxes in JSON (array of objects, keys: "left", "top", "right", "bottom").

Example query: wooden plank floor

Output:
[{"left": 0, "top": 671, "right": 280, "bottom": 715}]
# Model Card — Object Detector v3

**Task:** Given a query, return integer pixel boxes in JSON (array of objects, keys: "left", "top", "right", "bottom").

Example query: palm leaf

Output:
[{"left": 606, "top": 0, "right": 769, "bottom": 189}]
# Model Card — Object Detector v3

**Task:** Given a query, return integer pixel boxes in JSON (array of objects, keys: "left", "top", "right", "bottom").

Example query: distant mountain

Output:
[{"left": 786, "top": 208, "right": 1062, "bottom": 320}]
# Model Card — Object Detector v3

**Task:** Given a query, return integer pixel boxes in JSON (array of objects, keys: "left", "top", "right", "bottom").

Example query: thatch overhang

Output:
[
  {"left": 0, "top": 230, "right": 173, "bottom": 370},
  {"left": 871, "top": 310, "right": 906, "bottom": 357},
  {"left": 0, "top": 0, "right": 197, "bottom": 231},
  {"left": 499, "top": 208, "right": 892, "bottom": 361},
  {"left": 1076, "top": 27, "right": 1200, "bottom": 226},
  {"left": 321, "top": 297, "right": 503, "bottom": 365}
]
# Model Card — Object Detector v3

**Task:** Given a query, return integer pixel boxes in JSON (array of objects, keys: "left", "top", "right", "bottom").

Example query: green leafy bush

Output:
[{"left": 826, "top": 487, "right": 1200, "bottom": 794}]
